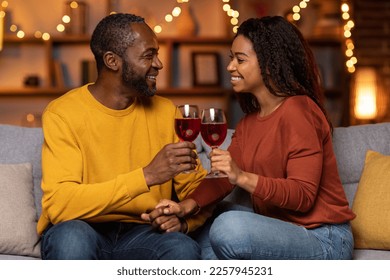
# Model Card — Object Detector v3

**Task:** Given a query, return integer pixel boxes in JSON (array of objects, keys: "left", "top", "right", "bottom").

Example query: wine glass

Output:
[
  {"left": 175, "top": 104, "right": 201, "bottom": 173},
  {"left": 201, "top": 108, "right": 228, "bottom": 178}
]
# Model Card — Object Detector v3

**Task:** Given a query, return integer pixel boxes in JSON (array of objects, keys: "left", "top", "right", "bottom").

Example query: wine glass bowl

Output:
[
  {"left": 201, "top": 108, "right": 228, "bottom": 178},
  {"left": 175, "top": 104, "right": 201, "bottom": 142},
  {"left": 175, "top": 104, "right": 201, "bottom": 173}
]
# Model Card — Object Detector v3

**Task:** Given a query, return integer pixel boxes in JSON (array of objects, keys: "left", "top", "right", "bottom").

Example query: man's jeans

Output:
[
  {"left": 41, "top": 220, "right": 201, "bottom": 260},
  {"left": 196, "top": 204, "right": 354, "bottom": 260}
]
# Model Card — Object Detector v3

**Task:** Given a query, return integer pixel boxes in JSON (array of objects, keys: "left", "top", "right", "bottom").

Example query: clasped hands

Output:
[{"left": 141, "top": 199, "right": 198, "bottom": 233}]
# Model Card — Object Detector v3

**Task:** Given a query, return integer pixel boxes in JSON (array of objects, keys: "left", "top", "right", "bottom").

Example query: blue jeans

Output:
[
  {"left": 196, "top": 203, "right": 354, "bottom": 260},
  {"left": 41, "top": 220, "right": 201, "bottom": 260}
]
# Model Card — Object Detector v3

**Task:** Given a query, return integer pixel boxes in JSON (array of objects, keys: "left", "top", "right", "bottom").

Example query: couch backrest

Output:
[
  {"left": 0, "top": 125, "right": 43, "bottom": 217},
  {"left": 332, "top": 122, "right": 390, "bottom": 205}
]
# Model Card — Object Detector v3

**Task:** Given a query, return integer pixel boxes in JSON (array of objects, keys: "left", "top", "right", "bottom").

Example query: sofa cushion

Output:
[
  {"left": 0, "top": 163, "right": 40, "bottom": 258},
  {"left": 351, "top": 150, "right": 390, "bottom": 249},
  {"left": 332, "top": 123, "right": 390, "bottom": 204},
  {"left": 0, "top": 125, "right": 43, "bottom": 218}
]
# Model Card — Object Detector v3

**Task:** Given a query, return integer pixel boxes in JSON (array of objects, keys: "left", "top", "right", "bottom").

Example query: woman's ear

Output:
[{"left": 103, "top": 51, "right": 120, "bottom": 71}]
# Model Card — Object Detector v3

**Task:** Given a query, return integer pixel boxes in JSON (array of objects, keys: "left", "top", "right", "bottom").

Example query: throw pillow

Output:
[
  {"left": 351, "top": 150, "right": 390, "bottom": 249},
  {"left": 0, "top": 163, "right": 40, "bottom": 257}
]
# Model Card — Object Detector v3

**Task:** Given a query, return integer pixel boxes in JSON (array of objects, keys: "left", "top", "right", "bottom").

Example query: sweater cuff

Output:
[{"left": 117, "top": 168, "right": 150, "bottom": 200}]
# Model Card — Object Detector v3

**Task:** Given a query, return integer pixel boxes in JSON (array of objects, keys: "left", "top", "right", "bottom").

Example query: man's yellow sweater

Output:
[{"left": 37, "top": 84, "right": 208, "bottom": 235}]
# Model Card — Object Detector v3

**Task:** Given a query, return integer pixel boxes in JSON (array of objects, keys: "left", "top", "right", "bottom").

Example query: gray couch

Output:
[{"left": 1, "top": 122, "right": 390, "bottom": 260}]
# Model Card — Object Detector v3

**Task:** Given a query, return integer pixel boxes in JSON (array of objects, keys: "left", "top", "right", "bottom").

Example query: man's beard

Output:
[{"left": 122, "top": 59, "right": 156, "bottom": 97}]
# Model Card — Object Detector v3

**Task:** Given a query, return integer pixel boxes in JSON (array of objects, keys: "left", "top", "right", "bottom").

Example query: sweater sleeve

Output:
[{"left": 41, "top": 111, "right": 150, "bottom": 224}]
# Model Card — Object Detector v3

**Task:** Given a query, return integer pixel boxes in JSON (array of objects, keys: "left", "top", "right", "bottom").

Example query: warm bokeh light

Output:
[
  {"left": 344, "top": 30, "right": 352, "bottom": 38},
  {"left": 342, "top": 12, "right": 350, "bottom": 20},
  {"left": 10, "top": 24, "right": 17, "bottom": 32},
  {"left": 223, "top": 4, "right": 230, "bottom": 12},
  {"left": 57, "top": 24, "right": 65, "bottom": 32},
  {"left": 16, "top": 30, "right": 25, "bottom": 38},
  {"left": 346, "top": 49, "right": 353, "bottom": 57},
  {"left": 341, "top": 3, "right": 349, "bottom": 13},
  {"left": 354, "top": 68, "right": 378, "bottom": 120},
  {"left": 70, "top": 1, "right": 78, "bottom": 9},
  {"left": 62, "top": 15, "right": 71, "bottom": 23},
  {"left": 165, "top": 14, "right": 173, "bottom": 22},
  {"left": 347, "top": 20, "right": 355, "bottom": 28},
  {"left": 153, "top": 25, "right": 162, "bottom": 34},
  {"left": 26, "top": 113, "right": 35, "bottom": 123},
  {"left": 42, "top": 32, "right": 50, "bottom": 41},
  {"left": 299, "top": 2, "right": 307, "bottom": 8},
  {"left": 1, "top": 1, "right": 8, "bottom": 8},
  {"left": 348, "top": 66, "right": 355, "bottom": 73},
  {"left": 172, "top": 7, "right": 181, "bottom": 17},
  {"left": 230, "top": 17, "right": 238, "bottom": 25},
  {"left": 34, "top": 31, "right": 42, "bottom": 38},
  {"left": 293, "top": 13, "right": 301, "bottom": 21},
  {"left": 292, "top": 5, "right": 300, "bottom": 13}
]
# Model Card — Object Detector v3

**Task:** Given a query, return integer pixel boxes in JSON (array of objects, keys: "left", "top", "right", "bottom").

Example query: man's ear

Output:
[{"left": 103, "top": 51, "right": 121, "bottom": 71}]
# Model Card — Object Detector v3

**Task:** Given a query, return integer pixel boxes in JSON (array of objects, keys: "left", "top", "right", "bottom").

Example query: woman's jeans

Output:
[
  {"left": 40, "top": 220, "right": 201, "bottom": 260},
  {"left": 196, "top": 204, "right": 354, "bottom": 260}
]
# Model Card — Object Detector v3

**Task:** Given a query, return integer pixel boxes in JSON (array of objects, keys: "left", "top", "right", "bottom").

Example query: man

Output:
[{"left": 37, "top": 13, "right": 209, "bottom": 260}]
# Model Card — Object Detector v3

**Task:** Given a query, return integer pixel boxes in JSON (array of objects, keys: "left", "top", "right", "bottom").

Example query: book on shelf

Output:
[{"left": 52, "top": 60, "right": 65, "bottom": 88}]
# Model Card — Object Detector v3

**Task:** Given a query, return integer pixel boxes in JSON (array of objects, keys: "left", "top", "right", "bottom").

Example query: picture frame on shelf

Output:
[{"left": 191, "top": 52, "right": 221, "bottom": 87}]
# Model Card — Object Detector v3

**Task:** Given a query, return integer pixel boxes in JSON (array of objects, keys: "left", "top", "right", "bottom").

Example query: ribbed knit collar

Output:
[{"left": 81, "top": 83, "right": 137, "bottom": 117}]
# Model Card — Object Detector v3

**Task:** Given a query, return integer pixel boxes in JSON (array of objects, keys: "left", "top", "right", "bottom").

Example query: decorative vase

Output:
[{"left": 176, "top": 4, "right": 197, "bottom": 36}]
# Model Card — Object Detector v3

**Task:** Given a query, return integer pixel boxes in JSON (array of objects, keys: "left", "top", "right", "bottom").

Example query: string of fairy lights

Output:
[
  {"left": 0, "top": 0, "right": 356, "bottom": 73},
  {"left": 290, "top": 0, "right": 311, "bottom": 21},
  {"left": 136, "top": 0, "right": 240, "bottom": 35},
  {"left": 290, "top": 0, "right": 356, "bottom": 73},
  {"left": 0, "top": 0, "right": 239, "bottom": 40},
  {"left": 341, "top": 1, "right": 357, "bottom": 73}
]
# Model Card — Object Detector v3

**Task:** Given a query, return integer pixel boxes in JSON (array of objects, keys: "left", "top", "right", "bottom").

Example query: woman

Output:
[{"left": 145, "top": 16, "right": 355, "bottom": 260}]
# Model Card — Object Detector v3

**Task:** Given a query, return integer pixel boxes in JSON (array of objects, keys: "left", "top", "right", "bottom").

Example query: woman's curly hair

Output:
[{"left": 235, "top": 16, "right": 332, "bottom": 131}]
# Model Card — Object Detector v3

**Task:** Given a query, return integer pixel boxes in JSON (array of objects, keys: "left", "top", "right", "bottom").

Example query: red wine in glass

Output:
[
  {"left": 175, "top": 104, "right": 201, "bottom": 173},
  {"left": 201, "top": 123, "right": 227, "bottom": 148},
  {"left": 175, "top": 118, "right": 201, "bottom": 142}
]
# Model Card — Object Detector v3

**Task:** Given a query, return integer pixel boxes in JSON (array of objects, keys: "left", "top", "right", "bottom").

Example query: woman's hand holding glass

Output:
[{"left": 208, "top": 148, "right": 241, "bottom": 185}]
